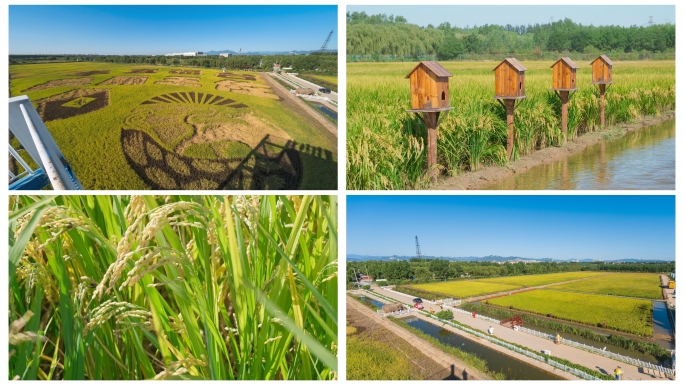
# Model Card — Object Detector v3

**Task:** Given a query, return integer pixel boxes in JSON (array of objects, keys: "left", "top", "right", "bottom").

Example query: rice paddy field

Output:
[
  {"left": 347, "top": 60, "right": 675, "bottom": 189},
  {"left": 411, "top": 281, "right": 519, "bottom": 299},
  {"left": 547, "top": 272, "right": 662, "bottom": 299},
  {"left": 487, "top": 290, "right": 653, "bottom": 336},
  {"left": 9, "top": 195, "right": 338, "bottom": 380},
  {"left": 409, "top": 271, "right": 609, "bottom": 299},
  {"left": 476, "top": 271, "right": 607, "bottom": 286},
  {"left": 10, "top": 62, "right": 337, "bottom": 190}
]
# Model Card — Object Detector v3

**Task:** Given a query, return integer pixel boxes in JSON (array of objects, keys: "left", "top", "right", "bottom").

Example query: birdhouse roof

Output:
[
  {"left": 551, "top": 57, "right": 580, "bottom": 69},
  {"left": 591, "top": 54, "right": 614, "bottom": 66},
  {"left": 493, "top": 58, "right": 527, "bottom": 72},
  {"left": 405, "top": 61, "right": 453, "bottom": 78}
]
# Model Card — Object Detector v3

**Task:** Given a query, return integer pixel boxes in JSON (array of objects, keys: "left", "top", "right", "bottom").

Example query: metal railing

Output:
[
  {"left": 377, "top": 307, "right": 418, "bottom": 318},
  {"left": 8, "top": 144, "right": 41, "bottom": 184},
  {"left": 517, "top": 327, "right": 675, "bottom": 378}
]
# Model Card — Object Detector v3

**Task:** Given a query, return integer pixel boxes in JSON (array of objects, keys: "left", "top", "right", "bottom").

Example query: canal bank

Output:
[{"left": 436, "top": 111, "right": 675, "bottom": 190}]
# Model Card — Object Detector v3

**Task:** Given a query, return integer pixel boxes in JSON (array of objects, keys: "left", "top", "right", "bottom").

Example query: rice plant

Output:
[
  {"left": 347, "top": 60, "right": 675, "bottom": 189},
  {"left": 9, "top": 195, "right": 337, "bottom": 380}
]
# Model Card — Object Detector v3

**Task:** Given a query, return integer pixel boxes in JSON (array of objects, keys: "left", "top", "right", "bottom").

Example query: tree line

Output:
[
  {"left": 347, "top": 260, "right": 675, "bottom": 285},
  {"left": 347, "top": 11, "right": 675, "bottom": 61},
  {"left": 9, "top": 53, "right": 338, "bottom": 74}
]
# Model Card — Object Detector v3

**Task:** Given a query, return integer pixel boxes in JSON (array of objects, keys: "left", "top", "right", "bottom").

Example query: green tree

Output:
[
  {"left": 429, "top": 259, "right": 451, "bottom": 280},
  {"left": 437, "top": 35, "right": 464, "bottom": 60}
]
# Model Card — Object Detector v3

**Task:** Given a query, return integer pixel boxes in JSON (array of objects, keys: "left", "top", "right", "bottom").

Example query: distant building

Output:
[
  {"left": 219, "top": 53, "right": 232, "bottom": 57},
  {"left": 165, "top": 51, "right": 206, "bottom": 57}
]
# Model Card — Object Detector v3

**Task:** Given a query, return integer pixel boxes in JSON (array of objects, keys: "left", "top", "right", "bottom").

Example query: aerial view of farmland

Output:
[
  {"left": 347, "top": 195, "right": 676, "bottom": 380},
  {"left": 9, "top": 5, "right": 338, "bottom": 190},
  {"left": 346, "top": 5, "right": 675, "bottom": 190}
]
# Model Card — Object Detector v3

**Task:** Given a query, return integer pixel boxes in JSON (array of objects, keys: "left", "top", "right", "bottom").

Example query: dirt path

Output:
[
  {"left": 372, "top": 288, "right": 672, "bottom": 380},
  {"left": 262, "top": 73, "right": 337, "bottom": 148},
  {"left": 347, "top": 295, "right": 489, "bottom": 380},
  {"left": 435, "top": 111, "right": 675, "bottom": 190}
]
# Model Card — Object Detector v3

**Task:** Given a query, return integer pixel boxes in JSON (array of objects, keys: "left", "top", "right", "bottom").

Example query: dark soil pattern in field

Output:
[
  {"left": 154, "top": 77, "right": 201, "bottom": 87},
  {"left": 23, "top": 77, "right": 93, "bottom": 92},
  {"left": 72, "top": 70, "right": 111, "bottom": 76},
  {"left": 140, "top": 92, "right": 243, "bottom": 108},
  {"left": 37, "top": 89, "right": 109, "bottom": 122},
  {"left": 120, "top": 129, "right": 302, "bottom": 190},
  {"left": 128, "top": 69, "right": 158, "bottom": 73},
  {"left": 169, "top": 70, "right": 201, "bottom": 75},
  {"left": 216, "top": 72, "right": 257, "bottom": 81},
  {"left": 98, "top": 76, "right": 148, "bottom": 85}
]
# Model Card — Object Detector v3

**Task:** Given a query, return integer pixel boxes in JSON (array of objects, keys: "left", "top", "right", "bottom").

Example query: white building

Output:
[
  {"left": 165, "top": 51, "right": 206, "bottom": 57},
  {"left": 219, "top": 53, "right": 232, "bottom": 57}
]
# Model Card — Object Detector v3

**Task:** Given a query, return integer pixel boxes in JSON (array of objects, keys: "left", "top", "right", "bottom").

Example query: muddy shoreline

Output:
[{"left": 435, "top": 111, "right": 675, "bottom": 190}]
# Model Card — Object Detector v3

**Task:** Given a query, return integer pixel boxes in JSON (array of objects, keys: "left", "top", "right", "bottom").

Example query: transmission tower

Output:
[
  {"left": 320, "top": 30, "right": 333, "bottom": 53},
  {"left": 415, "top": 236, "right": 422, "bottom": 259}
]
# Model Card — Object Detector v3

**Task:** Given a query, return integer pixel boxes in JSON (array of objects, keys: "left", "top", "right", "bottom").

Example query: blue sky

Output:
[
  {"left": 347, "top": 5, "right": 675, "bottom": 28},
  {"left": 347, "top": 195, "right": 675, "bottom": 261},
  {"left": 9, "top": 5, "right": 337, "bottom": 55}
]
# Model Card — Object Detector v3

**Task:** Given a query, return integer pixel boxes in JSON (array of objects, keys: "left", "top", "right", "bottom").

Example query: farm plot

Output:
[
  {"left": 170, "top": 69, "right": 201, "bottom": 75},
  {"left": 155, "top": 76, "right": 202, "bottom": 87},
  {"left": 216, "top": 80, "right": 279, "bottom": 100},
  {"left": 98, "top": 76, "right": 148, "bottom": 85},
  {"left": 487, "top": 290, "right": 653, "bottom": 336},
  {"left": 476, "top": 271, "right": 607, "bottom": 287},
  {"left": 72, "top": 70, "right": 111, "bottom": 76},
  {"left": 23, "top": 77, "right": 93, "bottom": 92},
  {"left": 217, "top": 72, "right": 257, "bottom": 81},
  {"left": 128, "top": 68, "right": 158, "bottom": 73},
  {"left": 411, "top": 281, "right": 519, "bottom": 299},
  {"left": 547, "top": 273, "right": 662, "bottom": 299},
  {"left": 347, "top": 61, "right": 675, "bottom": 190},
  {"left": 36, "top": 88, "right": 109, "bottom": 122}
]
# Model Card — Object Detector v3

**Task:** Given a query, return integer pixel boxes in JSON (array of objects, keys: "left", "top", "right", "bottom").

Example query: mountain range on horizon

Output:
[{"left": 346, "top": 254, "right": 674, "bottom": 263}]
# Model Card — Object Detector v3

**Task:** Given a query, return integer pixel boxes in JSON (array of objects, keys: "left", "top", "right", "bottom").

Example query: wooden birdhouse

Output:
[
  {"left": 551, "top": 57, "right": 579, "bottom": 90},
  {"left": 493, "top": 58, "right": 527, "bottom": 99},
  {"left": 591, "top": 55, "right": 613, "bottom": 84},
  {"left": 405, "top": 61, "right": 453, "bottom": 110}
]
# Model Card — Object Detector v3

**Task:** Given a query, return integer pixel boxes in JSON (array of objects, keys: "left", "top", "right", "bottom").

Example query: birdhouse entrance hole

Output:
[{"left": 441, "top": 91, "right": 445, "bottom": 100}]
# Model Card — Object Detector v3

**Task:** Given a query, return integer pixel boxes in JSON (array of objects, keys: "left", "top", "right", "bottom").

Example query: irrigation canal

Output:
[
  {"left": 360, "top": 296, "right": 565, "bottom": 380},
  {"left": 315, "top": 103, "right": 338, "bottom": 122},
  {"left": 652, "top": 301, "right": 676, "bottom": 350},
  {"left": 487, "top": 119, "right": 675, "bottom": 190}
]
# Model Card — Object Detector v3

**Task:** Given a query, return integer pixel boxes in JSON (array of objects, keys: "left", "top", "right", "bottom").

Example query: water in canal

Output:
[
  {"left": 315, "top": 104, "right": 338, "bottom": 122},
  {"left": 652, "top": 301, "right": 675, "bottom": 350},
  {"left": 487, "top": 119, "right": 675, "bottom": 190},
  {"left": 360, "top": 296, "right": 385, "bottom": 309},
  {"left": 403, "top": 317, "right": 564, "bottom": 380}
]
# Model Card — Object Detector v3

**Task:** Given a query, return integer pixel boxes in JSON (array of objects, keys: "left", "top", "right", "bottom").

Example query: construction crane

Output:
[
  {"left": 320, "top": 30, "right": 333, "bottom": 53},
  {"left": 238, "top": 48, "right": 242, "bottom": 56},
  {"left": 415, "top": 236, "right": 422, "bottom": 259}
]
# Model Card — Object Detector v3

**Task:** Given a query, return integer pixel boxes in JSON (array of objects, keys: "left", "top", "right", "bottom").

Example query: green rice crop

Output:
[
  {"left": 9, "top": 195, "right": 337, "bottom": 380},
  {"left": 547, "top": 272, "right": 662, "bottom": 299},
  {"left": 488, "top": 290, "right": 653, "bottom": 336},
  {"left": 347, "top": 60, "right": 675, "bottom": 189}
]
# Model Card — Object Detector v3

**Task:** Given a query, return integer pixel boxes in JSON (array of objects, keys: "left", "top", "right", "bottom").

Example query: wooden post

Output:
[
  {"left": 423, "top": 111, "right": 440, "bottom": 182},
  {"left": 599, "top": 83, "right": 606, "bottom": 127},
  {"left": 560, "top": 90, "right": 569, "bottom": 143},
  {"left": 505, "top": 99, "right": 515, "bottom": 160}
]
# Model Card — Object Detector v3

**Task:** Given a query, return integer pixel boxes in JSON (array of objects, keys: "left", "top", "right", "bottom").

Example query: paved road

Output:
[
  {"left": 262, "top": 73, "right": 337, "bottom": 142},
  {"left": 372, "top": 287, "right": 671, "bottom": 381},
  {"left": 285, "top": 73, "right": 338, "bottom": 103}
]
